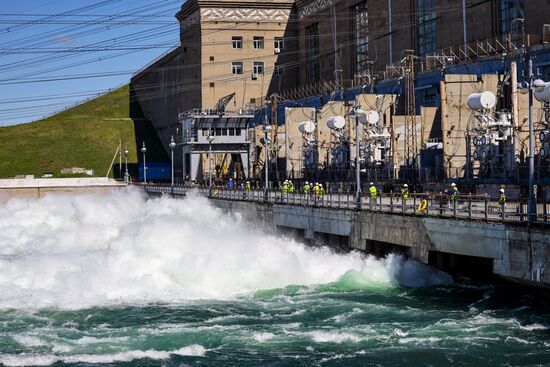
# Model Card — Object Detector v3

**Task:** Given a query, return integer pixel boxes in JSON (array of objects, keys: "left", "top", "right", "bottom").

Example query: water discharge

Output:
[
  {"left": 0, "top": 189, "right": 449, "bottom": 310},
  {"left": 0, "top": 190, "right": 549, "bottom": 366}
]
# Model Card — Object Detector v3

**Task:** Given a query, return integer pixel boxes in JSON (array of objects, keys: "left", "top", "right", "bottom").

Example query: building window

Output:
[
  {"left": 232, "top": 62, "right": 243, "bottom": 75},
  {"left": 352, "top": 1, "right": 369, "bottom": 74},
  {"left": 202, "top": 129, "right": 210, "bottom": 136},
  {"left": 274, "top": 37, "right": 284, "bottom": 50},
  {"left": 229, "top": 128, "right": 235, "bottom": 136},
  {"left": 500, "top": 0, "right": 525, "bottom": 35},
  {"left": 305, "top": 23, "right": 320, "bottom": 83},
  {"left": 274, "top": 65, "right": 284, "bottom": 75},
  {"left": 236, "top": 128, "right": 242, "bottom": 136},
  {"left": 253, "top": 61, "right": 264, "bottom": 75},
  {"left": 417, "top": 0, "right": 436, "bottom": 56},
  {"left": 253, "top": 36, "right": 264, "bottom": 49},
  {"left": 232, "top": 36, "right": 242, "bottom": 49}
]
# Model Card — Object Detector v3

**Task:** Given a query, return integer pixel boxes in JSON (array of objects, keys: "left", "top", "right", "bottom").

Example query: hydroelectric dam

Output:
[{"left": 145, "top": 185, "right": 550, "bottom": 288}]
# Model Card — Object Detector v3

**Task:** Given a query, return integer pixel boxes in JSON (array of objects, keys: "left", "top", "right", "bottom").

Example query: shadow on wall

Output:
[
  {"left": 129, "top": 84, "right": 170, "bottom": 164},
  {"left": 266, "top": 24, "right": 298, "bottom": 101}
]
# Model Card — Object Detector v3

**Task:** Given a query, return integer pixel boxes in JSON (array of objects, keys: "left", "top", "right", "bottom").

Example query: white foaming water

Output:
[
  {"left": 0, "top": 189, "right": 451, "bottom": 310},
  {"left": 0, "top": 345, "right": 207, "bottom": 367}
]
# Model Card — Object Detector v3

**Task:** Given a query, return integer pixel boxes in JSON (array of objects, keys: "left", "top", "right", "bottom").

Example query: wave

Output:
[{"left": 0, "top": 345, "right": 207, "bottom": 367}]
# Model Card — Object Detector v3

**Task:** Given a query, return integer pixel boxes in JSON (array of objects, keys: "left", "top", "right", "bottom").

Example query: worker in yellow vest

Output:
[
  {"left": 282, "top": 180, "right": 289, "bottom": 194},
  {"left": 288, "top": 180, "right": 295, "bottom": 194},
  {"left": 313, "top": 182, "right": 320, "bottom": 203},
  {"left": 369, "top": 182, "right": 378, "bottom": 208},
  {"left": 448, "top": 183, "right": 459, "bottom": 208},
  {"left": 369, "top": 183, "right": 377, "bottom": 198},
  {"left": 401, "top": 183, "right": 409, "bottom": 201},
  {"left": 304, "top": 181, "right": 311, "bottom": 195},
  {"left": 498, "top": 188, "right": 506, "bottom": 213}
]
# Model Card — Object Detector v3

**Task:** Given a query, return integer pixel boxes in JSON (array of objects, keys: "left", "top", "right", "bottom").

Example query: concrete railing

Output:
[{"left": 142, "top": 184, "right": 550, "bottom": 225}]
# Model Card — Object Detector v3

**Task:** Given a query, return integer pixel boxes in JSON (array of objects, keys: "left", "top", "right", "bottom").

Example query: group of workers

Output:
[
  {"left": 300, "top": 181, "right": 326, "bottom": 198},
  {"left": 225, "top": 178, "right": 507, "bottom": 211}
]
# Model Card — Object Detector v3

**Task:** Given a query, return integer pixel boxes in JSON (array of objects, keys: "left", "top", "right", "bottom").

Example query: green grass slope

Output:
[{"left": 0, "top": 85, "right": 139, "bottom": 178}]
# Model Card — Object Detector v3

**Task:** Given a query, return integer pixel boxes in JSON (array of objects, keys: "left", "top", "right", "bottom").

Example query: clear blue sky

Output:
[{"left": 0, "top": 0, "right": 182, "bottom": 126}]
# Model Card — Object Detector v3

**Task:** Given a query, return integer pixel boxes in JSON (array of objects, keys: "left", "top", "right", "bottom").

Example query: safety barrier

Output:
[{"left": 141, "top": 183, "right": 550, "bottom": 225}]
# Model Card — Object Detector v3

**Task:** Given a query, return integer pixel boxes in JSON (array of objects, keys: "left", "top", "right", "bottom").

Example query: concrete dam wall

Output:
[
  {"left": 209, "top": 197, "right": 550, "bottom": 287},
  {"left": 0, "top": 178, "right": 126, "bottom": 203}
]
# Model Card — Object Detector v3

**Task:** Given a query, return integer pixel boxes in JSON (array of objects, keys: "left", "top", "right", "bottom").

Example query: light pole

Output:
[
  {"left": 207, "top": 135, "right": 215, "bottom": 194},
  {"left": 262, "top": 125, "right": 272, "bottom": 200},
  {"left": 141, "top": 142, "right": 147, "bottom": 184},
  {"left": 528, "top": 58, "right": 535, "bottom": 222},
  {"left": 124, "top": 146, "right": 129, "bottom": 184},
  {"left": 350, "top": 105, "right": 364, "bottom": 208},
  {"left": 169, "top": 135, "right": 176, "bottom": 187},
  {"left": 118, "top": 139, "right": 122, "bottom": 180}
]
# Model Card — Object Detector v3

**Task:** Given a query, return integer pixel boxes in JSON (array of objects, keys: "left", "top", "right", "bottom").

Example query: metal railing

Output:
[{"left": 142, "top": 183, "right": 550, "bottom": 225}]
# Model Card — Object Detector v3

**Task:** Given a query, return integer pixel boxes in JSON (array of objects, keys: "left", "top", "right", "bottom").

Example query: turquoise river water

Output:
[{"left": 0, "top": 190, "right": 549, "bottom": 366}]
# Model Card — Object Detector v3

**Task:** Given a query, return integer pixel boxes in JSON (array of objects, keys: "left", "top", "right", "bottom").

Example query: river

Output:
[{"left": 0, "top": 190, "right": 548, "bottom": 366}]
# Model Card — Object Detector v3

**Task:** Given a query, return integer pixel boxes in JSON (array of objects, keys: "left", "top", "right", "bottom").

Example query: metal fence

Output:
[{"left": 142, "top": 183, "right": 550, "bottom": 225}]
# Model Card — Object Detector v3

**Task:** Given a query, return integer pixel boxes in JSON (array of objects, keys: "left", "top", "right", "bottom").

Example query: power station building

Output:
[{"left": 131, "top": 0, "right": 550, "bottom": 189}]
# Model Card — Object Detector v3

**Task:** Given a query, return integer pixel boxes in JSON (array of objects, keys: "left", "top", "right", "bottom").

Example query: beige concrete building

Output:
[
  {"left": 176, "top": 0, "right": 296, "bottom": 111},
  {"left": 130, "top": 0, "right": 550, "bottom": 183}
]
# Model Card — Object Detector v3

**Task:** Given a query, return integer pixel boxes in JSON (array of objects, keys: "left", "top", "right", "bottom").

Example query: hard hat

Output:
[
  {"left": 403, "top": 184, "right": 408, "bottom": 187},
  {"left": 305, "top": 181, "right": 309, "bottom": 184},
  {"left": 370, "top": 182, "right": 374, "bottom": 185},
  {"left": 319, "top": 184, "right": 323, "bottom": 187},
  {"left": 500, "top": 188, "right": 504, "bottom": 193},
  {"left": 451, "top": 183, "right": 456, "bottom": 187}
]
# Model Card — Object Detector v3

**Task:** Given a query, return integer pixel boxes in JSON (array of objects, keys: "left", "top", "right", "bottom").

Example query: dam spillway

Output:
[{"left": 145, "top": 185, "right": 550, "bottom": 288}]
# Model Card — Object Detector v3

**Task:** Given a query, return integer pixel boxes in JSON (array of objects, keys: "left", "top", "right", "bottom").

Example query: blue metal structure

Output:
[{"left": 139, "top": 162, "right": 171, "bottom": 181}]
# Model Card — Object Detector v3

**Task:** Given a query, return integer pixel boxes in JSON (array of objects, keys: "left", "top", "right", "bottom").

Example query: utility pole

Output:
[
  {"left": 330, "top": 0, "right": 342, "bottom": 97},
  {"left": 388, "top": 0, "right": 393, "bottom": 63},
  {"left": 462, "top": 0, "right": 467, "bottom": 46},
  {"left": 404, "top": 52, "right": 418, "bottom": 181},
  {"left": 271, "top": 94, "right": 279, "bottom": 181}
]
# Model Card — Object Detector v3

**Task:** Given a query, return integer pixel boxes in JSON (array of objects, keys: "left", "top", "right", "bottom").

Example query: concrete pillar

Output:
[
  {"left": 190, "top": 153, "right": 201, "bottom": 182},
  {"left": 411, "top": 246, "right": 429, "bottom": 264},
  {"left": 240, "top": 152, "right": 249, "bottom": 178}
]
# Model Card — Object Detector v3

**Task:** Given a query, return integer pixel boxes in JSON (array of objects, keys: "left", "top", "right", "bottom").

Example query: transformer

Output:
[
  {"left": 326, "top": 115, "right": 349, "bottom": 167},
  {"left": 534, "top": 80, "right": 550, "bottom": 162},
  {"left": 298, "top": 120, "right": 318, "bottom": 169},
  {"left": 467, "top": 91, "right": 515, "bottom": 178}
]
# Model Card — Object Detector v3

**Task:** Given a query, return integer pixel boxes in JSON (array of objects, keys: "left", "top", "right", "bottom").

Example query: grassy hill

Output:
[{"left": 0, "top": 85, "right": 142, "bottom": 178}]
